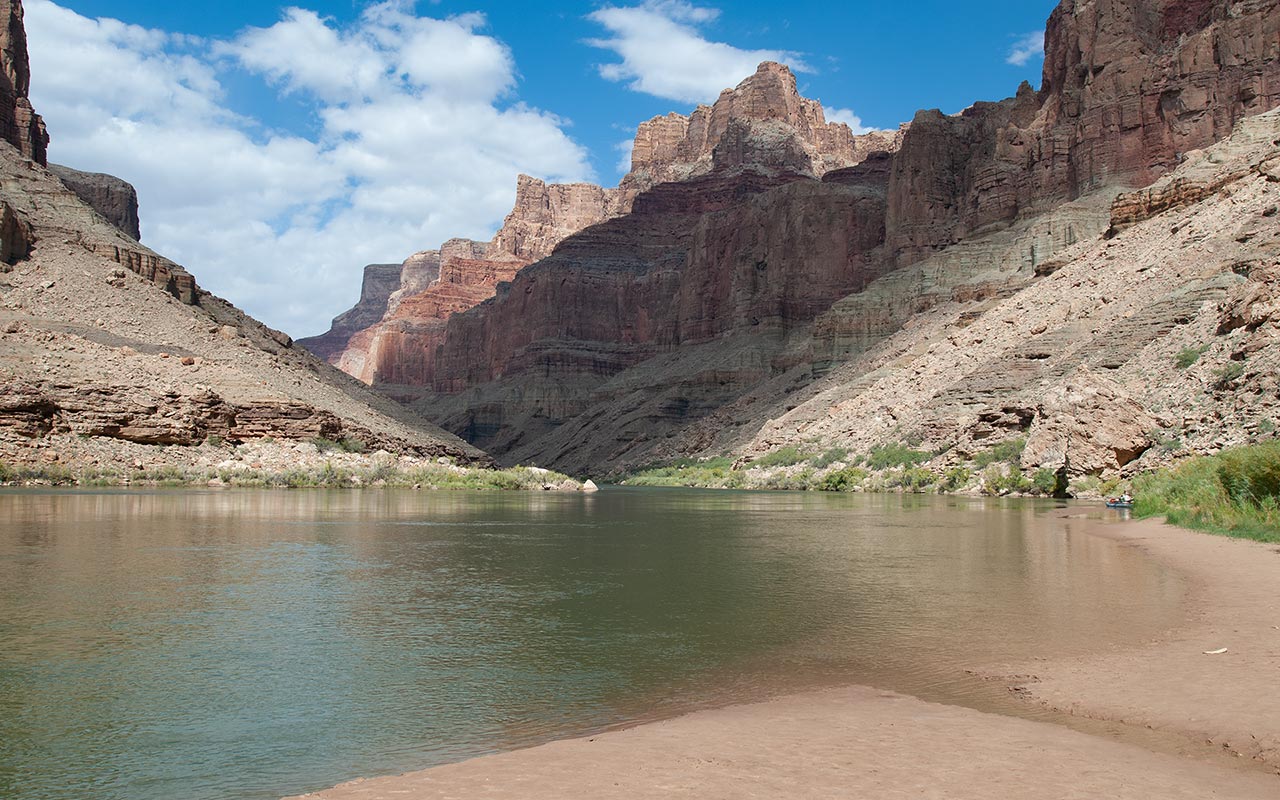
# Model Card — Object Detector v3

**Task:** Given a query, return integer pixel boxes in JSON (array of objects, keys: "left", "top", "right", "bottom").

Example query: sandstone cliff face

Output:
[
  {"left": 297, "top": 262, "right": 402, "bottom": 362},
  {"left": 309, "top": 61, "right": 901, "bottom": 385},
  {"left": 732, "top": 110, "right": 1280, "bottom": 481},
  {"left": 395, "top": 0, "right": 1280, "bottom": 475},
  {"left": 886, "top": 0, "right": 1280, "bottom": 263},
  {"left": 624, "top": 62, "right": 898, "bottom": 189},
  {"left": 0, "top": 8, "right": 485, "bottom": 474},
  {"left": 49, "top": 164, "right": 141, "bottom": 240},
  {"left": 0, "top": 0, "right": 44, "bottom": 165}
]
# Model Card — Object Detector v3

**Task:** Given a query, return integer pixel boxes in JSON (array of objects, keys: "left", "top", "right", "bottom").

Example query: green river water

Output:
[{"left": 0, "top": 487, "right": 1182, "bottom": 800}]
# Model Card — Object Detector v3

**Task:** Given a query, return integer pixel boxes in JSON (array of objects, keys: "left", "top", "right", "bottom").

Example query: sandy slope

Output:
[{"left": 287, "top": 515, "right": 1280, "bottom": 799}]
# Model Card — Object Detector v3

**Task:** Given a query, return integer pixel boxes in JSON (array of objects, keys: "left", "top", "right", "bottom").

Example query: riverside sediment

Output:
[{"left": 288, "top": 512, "right": 1280, "bottom": 799}]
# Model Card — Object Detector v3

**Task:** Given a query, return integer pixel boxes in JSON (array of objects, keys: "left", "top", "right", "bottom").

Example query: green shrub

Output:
[
  {"left": 889, "top": 467, "right": 936, "bottom": 492},
  {"left": 974, "top": 438, "right": 1026, "bottom": 468},
  {"left": 1259, "top": 418, "right": 1275, "bottom": 435},
  {"left": 1174, "top": 345, "right": 1208, "bottom": 369},
  {"left": 1214, "top": 361, "right": 1245, "bottom": 387},
  {"left": 809, "top": 447, "right": 849, "bottom": 469},
  {"left": 819, "top": 466, "right": 868, "bottom": 492},
  {"left": 621, "top": 457, "right": 744, "bottom": 489},
  {"left": 753, "top": 446, "right": 808, "bottom": 468},
  {"left": 1032, "top": 468, "right": 1064, "bottom": 496},
  {"left": 940, "top": 466, "right": 972, "bottom": 492},
  {"left": 866, "top": 442, "right": 930, "bottom": 470},
  {"left": 1133, "top": 442, "right": 1280, "bottom": 542},
  {"left": 982, "top": 464, "right": 1033, "bottom": 496}
]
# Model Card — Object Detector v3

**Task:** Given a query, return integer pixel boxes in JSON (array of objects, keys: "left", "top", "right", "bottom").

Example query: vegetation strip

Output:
[{"left": 621, "top": 441, "right": 1280, "bottom": 544}]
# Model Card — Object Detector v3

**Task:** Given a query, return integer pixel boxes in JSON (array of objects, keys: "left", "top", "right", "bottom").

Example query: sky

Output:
[{"left": 24, "top": 0, "right": 1058, "bottom": 338}]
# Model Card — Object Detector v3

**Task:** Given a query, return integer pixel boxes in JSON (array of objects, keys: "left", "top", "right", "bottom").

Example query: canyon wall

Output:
[
  {"left": 49, "top": 164, "right": 142, "bottom": 240},
  {"left": 307, "top": 62, "right": 889, "bottom": 386},
  {"left": 0, "top": 6, "right": 487, "bottom": 473},
  {"left": 0, "top": 0, "right": 45, "bottom": 165},
  {"left": 887, "top": 0, "right": 1280, "bottom": 263},
  {"left": 314, "top": 0, "right": 1280, "bottom": 475}
]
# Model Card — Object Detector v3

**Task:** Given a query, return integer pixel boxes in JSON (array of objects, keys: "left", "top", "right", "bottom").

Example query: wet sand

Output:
[{"left": 288, "top": 514, "right": 1280, "bottom": 799}]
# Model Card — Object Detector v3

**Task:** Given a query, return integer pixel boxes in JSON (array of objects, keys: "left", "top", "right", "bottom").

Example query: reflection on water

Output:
[{"left": 0, "top": 488, "right": 1183, "bottom": 800}]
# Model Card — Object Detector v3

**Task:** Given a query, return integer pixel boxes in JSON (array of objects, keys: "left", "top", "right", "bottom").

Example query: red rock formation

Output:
[
  {"left": 623, "top": 62, "right": 898, "bottom": 189},
  {"left": 312, "top": 63, "right": 902, "bottom": 385},
  {"left": 391, "top": 0, "right": 1280, "bottom": 472},
  {"left": 886, "top": 0, "right": 1280, "bottom": 263},
  {"left": 0, "top": 0, "right": 45, "bottom": 165},
  {"left": 297, "top": 262, "right": 403, "bottom": 362}
]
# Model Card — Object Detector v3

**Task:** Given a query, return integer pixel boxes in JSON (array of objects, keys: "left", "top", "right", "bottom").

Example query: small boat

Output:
[{"left": 1106, "top": 498, "right": 1134, "bottom": 509}]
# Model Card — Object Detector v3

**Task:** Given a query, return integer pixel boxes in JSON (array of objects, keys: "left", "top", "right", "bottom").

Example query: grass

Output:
[
  {"left": 622, "top": 457, "right": 744, "bottom": 489},
  {"left": 974, "top": 438, "right": 1026, "bottom": 468},
  {"left": 752, "top": 446, "right": 809, "bottom": 468},
  {"left": 0, "top": 460, "right": 577, "bottom": 492},
  {"left": 865, "top": 442, "right": 931, "bottom": 470},
  {"left": 1133, "top": 441, "right": 1280, "bottom": 542},
  {"left": 1214, "top": 361, "right": 1245, "bottom": 388},
  {"left": 809, "top": 447, "right": 849, "bottom": 469},
  {"left": 1174, "top": 345, "right": 1209, "bottom": 369}
]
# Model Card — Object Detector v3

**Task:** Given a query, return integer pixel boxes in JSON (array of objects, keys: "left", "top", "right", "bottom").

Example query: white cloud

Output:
[
  {"left": 823, "top": 107, "right": 873, "bottom": 136},
  {"left": 24, "top": 1, "right": 592, "bottom": 337},
  {"left": 586, "top": 1, "right": 811, "bottom": 104},
  {"left": 614, "top": 137, "right": 635, "bottom": 176},
  {"left": 1006, "top": 32, "right": 1044, "bottom": 67}
]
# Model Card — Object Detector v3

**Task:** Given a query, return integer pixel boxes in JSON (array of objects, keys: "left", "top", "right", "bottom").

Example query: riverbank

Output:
[
  {"left": 0, "top": 435, "right": 593, "bottom": 491},
  {"left": 287, "top": 512, "right": 1280, "bottom": 799}
]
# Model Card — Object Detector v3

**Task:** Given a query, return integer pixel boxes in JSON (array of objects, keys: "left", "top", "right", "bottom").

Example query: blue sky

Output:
[{"left": 25, "top": 1, "right": 1057, "bottom": 336}]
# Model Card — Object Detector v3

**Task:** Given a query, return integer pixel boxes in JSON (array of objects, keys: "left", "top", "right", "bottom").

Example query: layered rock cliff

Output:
[
  {"left": 0, "top": 8, "right": 486, "bottom": 475},
  {"left": 887, "top": 0, "right": 1280, "bottom": 263},
  {"left": 307, "top": 62, "right": 892, "bottom": 384},
  {"left": 733, "top": 109, "right": 1280, "bottom": 482},
  {"left": 49, "top": 164, "right": 141, "bottom": 240},
  {"left": 0, "top": 0, "right": 45, "bottom": 165}
]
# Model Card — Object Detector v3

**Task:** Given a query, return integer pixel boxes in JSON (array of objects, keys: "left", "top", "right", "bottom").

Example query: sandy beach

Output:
[{"left": 287, "top": 514, "right": 1280, "bottom": 799}]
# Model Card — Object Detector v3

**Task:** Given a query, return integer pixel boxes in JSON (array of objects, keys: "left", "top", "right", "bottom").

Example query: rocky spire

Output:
[{"left": 0, "top": 0, "right": 46, "bottom": 165}]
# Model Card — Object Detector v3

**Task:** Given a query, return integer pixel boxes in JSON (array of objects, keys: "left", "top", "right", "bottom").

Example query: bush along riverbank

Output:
[
  {"left": 621, "top": 438, "right": 1067, "bottom": 497},
  {"left": 620, "top": 439, "right": 1280, "bottom": 543},
  {"left": 1132, "top": 441, "right": 1280, "bottom": 543},
  {"left": 0, "top": 438, "right": 593, "bottom": 492}
]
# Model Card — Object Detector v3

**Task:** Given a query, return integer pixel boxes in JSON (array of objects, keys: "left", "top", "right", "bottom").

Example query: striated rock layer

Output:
[
  {"left": 49, "top": 164, "right": 141, "bottom": 240},
  {"left": 308, "top": 62, "right": 894, "bottom": 384},
  {"left": 0, "top": 0, "right": 45, "bottom": 165},
  {"left": 0, "top": 8, "right": 486, "bottom": 473},
  {"left": 382, "top": 0, "right": 1280, "bottom": 474},
  {"left": 732, "top": 110, "right": 1280, "bottom": 480},
  {"left": 310, "top": 0, "right": 1280, "bottom": 476}
]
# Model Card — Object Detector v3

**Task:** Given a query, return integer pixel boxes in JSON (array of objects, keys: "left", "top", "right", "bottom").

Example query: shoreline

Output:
[{"left": 286, "top": 511, "right": 1280, "bottom": 799}]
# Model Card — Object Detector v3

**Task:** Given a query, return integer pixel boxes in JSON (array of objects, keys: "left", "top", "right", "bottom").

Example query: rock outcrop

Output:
[
  {"left": 306, "top": 0, "right": 1278, "bottom": 478},
  {"left": 1022, "top": 368, "right": 1160, "bottom": 476},
  {"left": 0, "top": 7, "right": 487, "bottom": 475},
  {"left": 297, "top": 262, "right": 402, "bottom": 362},
  {"left": 0, "top": 0, "right": 45, "bottom": 165},
  {"left": 886, "top": 0, "right": 1280, "bottom": 264},
  {"left": 623, "top": 62, "right": 902, "bottom": 189},
  {"left": 308, "top": 62, "right": 899, "bottom": 384},
  {"left": 0, "top": 198, "right": 30, "bottom": 264},
  {"left": 49, "top": 164, "right": 141, "bottom": 240}
]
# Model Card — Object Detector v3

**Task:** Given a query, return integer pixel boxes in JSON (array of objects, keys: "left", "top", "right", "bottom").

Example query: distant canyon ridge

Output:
[{"left": 302, "top": 0, "right": 1280, "bottom": 481}]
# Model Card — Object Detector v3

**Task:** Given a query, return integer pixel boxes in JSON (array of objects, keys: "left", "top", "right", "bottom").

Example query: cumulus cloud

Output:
[
  {"left": 24, "top": 1, "right": 592, "bottom": 337},
  {"left": 586, "top": 1, "right": 811, "bottom": 104},
  {"left": 1006, "top": 32, "right": 1044, "bottom": 67},
  {"left": 823, "top": 107, "right": 874, "bottom": 136}
]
